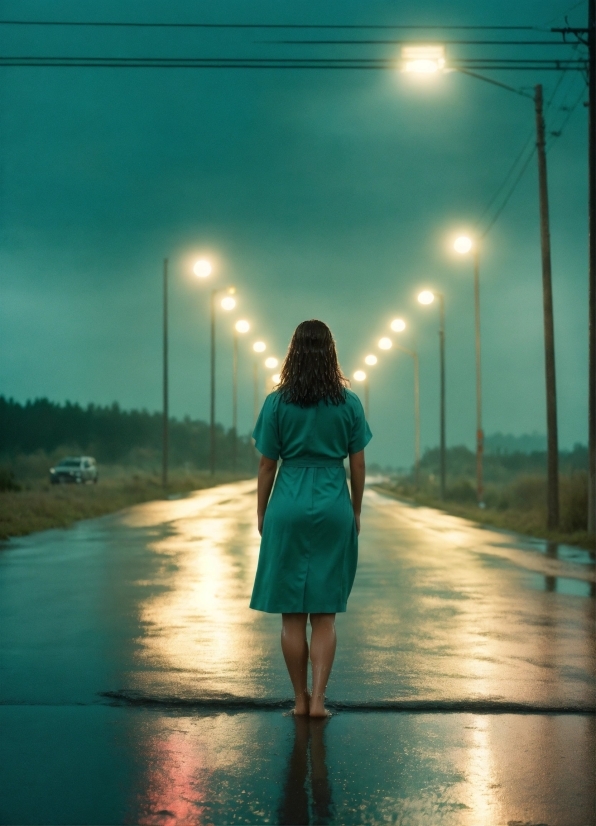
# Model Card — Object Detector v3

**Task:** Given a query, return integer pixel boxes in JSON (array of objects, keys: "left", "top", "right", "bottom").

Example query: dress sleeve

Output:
[
  {"left": 252, "top": 393, "right": 281, "bottom": 460},
  {"left": 348, "top": 396, "right": 373, "bottom": 454}
]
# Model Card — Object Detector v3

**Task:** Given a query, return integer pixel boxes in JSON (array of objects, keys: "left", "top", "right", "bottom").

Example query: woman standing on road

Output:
[{"left": 250, "top": 319, "right": 372, "bottom": 717}]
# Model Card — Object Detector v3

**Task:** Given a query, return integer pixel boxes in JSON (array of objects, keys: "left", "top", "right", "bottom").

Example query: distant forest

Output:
[{"left": 0, "top": 396, "right": 257, "bottom": 471}]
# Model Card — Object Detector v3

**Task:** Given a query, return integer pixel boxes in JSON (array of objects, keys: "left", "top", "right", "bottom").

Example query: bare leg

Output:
[
  {"left": 309, "top": 613, "right": 336, "bottom": 717},
  {"left": 281, "top": 613, "right": 310, "bottom": 715}
]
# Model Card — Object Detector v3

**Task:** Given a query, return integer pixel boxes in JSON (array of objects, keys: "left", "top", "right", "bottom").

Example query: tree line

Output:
[{"left": 0, "top": 396, "right": 257, "bottom": 471}]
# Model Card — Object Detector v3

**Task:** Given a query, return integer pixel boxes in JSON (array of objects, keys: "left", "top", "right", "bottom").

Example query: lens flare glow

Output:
[
  {"left": 364, "top": 355, "right": 378, "bottom": 366},
  {"left": 265, "top": 357, "right": 278, "bottom": 369},
  {"left": 193, "top": 259, "right": 212, "bottom": 278},
  {"left": 454, "top": 235, "right": 473, "bottom": 254},
  {"left": 418, "top": 290, "right": 435, "bottom": 305},
  {"left": 390, "top": 318, "right": 406, "bottom": 333},
  {"left": 253, "top": 341, "right": 266, "bottom": 353},
  {"left": 378, "top": 337, "right": 393, "bottom": 350},
  {"left": 272, "top": 373, "right": 281, "bottom": 384},
  {"left": 235, "top": 319, "right": 250, "bottom": 333},
  {"left": 221, "top": 296, "right": 236, "bottom": 311},
  {"left": 353, "top": 370, "right": 367, "bottom": 382}
]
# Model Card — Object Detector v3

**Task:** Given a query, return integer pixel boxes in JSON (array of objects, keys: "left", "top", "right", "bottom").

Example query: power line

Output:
[{"left": 0, "top": 20, "right": 542, "bottom": 30}]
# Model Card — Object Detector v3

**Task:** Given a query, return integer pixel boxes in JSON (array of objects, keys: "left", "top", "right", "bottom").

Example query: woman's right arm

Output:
[{"left": 349, "top": 450, "right": 365, "bottom": 534}]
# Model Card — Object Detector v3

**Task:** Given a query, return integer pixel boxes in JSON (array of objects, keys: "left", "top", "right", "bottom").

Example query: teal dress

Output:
[{"left": 250, "top": 388, "right": 372, "bottom": 614}]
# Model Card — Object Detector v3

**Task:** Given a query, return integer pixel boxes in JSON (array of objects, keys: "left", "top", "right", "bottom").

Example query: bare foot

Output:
[
  {"left": 309, "top": 693, "right": 331, "bottom": 718},
  {"left": 293, "top": 690, "right": 310, "bottom": 716}
]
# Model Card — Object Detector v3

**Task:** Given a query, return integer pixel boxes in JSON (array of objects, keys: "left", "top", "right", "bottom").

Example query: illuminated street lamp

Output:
[
  {"left": 264, "top": 356, "right": 280, "bottom": 395},
  {"left": 364, "top": 354, "right": 378, "bottom": 366},
  {"left": 418, "top": 289, "right": 447, "bottom": 499},
  {"left": 193, "top": 258, "right": 213, "bottom": 278},
  {"left": 378, "top": 337, "right": 393, "bottom": 350},
  {"left": 232, "top": 319, "right": 250, "bottom": 470},
  {"left": 353, "top": 370, "right": 370, "bottom": 418},
  {"left": 390, "top": 318, "right": 407, "bottom": 333},
  {"left": 272, "top": 373, "right": 281, "bottom": 385},
  {"left": 453, "top": 235, "right": 485, "bottom": 506},
  {"left": 401, "top": 45, "right": 446, "bottom": 75},
  {"left": 264, "top": 357, "right": 279, "bottom": 369}
]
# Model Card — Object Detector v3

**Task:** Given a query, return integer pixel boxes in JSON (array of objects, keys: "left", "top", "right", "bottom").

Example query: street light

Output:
[
  {"left": 403, "top": 49, "right": 562, "bottom": 529},
  {"left": 390, "top": 318, "right": 407, "bottom": 333},
  {"left": 209, "top": 283, "right": 235, "bottom": 475},
  {"left": 418, "top": 289, "right": 447, "bottom": 500},
  {"left": 365, "top": 354, "right": 378, "bottom": 366},
  {"left": 378, "top": 337, "right": 393, "bottom": 350},
  {"left": 353, "top": 370, "right": 369, "bottom": 418},
  {"left": 193, "top": 258, "right": 213, "bottom": 278},
  {"left": 401, "top": 45, "right": 446, "bottom": 75},
  {"left": 264, "top": 357, "right": 279, "bottom": 369},
  {"left": 232, "top": 319, "right": 250, "bottom": 470},
  {"left": 453, "top": 234, "right": 484, "bottom": 507},
  {"left": 252, "top": 341, "right": 266, "bottom": 422}
]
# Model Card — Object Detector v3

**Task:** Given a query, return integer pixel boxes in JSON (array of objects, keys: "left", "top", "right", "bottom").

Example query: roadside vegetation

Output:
[
  {"left": 0, "top": 396, "right": 256, "bottom": 541},
  {"left": 373, "top": 444, "right": 594, "bottom": 550}
]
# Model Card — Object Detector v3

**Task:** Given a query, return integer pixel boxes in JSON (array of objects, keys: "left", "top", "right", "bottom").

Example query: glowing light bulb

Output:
[
  {"left": 221, "top": 296, "right": 236, "bottom": 311},
  {"left": 401, "top": 45, "right": 446, "bottom": 74},
  {"left": 390, "top": 318, "right": 406, "bottom": 333},
  {"left": 378, "top": 337, "right": 392, "bottom": 350},
  {"left": 364, "top": 355, "right": 377, "bottom": 366},
  {"left": 454, "top": 235, "right": 473, "bottom": 254},
  {"left": 353, "top": 370, "right": 367, "bottom": 382},
  {"left": 253, "top": 341, "right": 266, "bottom": 353},
  {"left": 265, "top": 357, "right": 278, "bottom": 369},
  {"left": 193, "top": 259, "right": 212, "bottom": 278},
  {"left": 418, "top": 290, "right": 435, "bottom": 305},
  {"left": 272, "top": 373, "right": 281, "bottom": 384},
  {"left": 235, "top": 319, "right": 250, "bottom": 333}
]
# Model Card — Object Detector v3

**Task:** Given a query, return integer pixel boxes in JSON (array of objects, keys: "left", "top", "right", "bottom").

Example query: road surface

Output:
[{"left": 0, "top": 480, "right": 594, "bottom": 825}]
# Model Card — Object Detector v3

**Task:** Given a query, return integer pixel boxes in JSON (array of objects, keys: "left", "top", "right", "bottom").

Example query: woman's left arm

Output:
[{"left": 257, "top": 455, "right": 278, "bottom": 535}]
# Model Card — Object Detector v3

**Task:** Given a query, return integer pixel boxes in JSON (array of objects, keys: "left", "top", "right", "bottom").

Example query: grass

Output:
[
  {"left": 0, "top": 468, "right": 253, "bottom": 541},
  {"left": 373, "top": 472, "right": 595, "bottom": 551}
]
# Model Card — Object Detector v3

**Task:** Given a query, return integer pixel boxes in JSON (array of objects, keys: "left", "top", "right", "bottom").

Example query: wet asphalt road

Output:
[{"left": 0, "top": 480, "right": 594, "bottom": 825}]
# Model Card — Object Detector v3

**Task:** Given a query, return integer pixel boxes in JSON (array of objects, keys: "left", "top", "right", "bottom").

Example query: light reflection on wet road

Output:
[{"left": 0, "top": 480, "right": 594, "bottom": 825}]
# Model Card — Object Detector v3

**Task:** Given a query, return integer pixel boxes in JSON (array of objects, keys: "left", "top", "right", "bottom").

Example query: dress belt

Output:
[{"left": 281, "top": 457, "right": 345, "bottom": 468}]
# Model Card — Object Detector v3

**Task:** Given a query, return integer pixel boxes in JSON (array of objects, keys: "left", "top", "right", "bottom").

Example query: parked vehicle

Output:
[{"left": 50, "top": 457, "right": 98, "bottom": 485}]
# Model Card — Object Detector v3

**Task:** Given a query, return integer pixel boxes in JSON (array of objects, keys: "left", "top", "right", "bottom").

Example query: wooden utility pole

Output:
[
  {"left": 588, "top": 0, "right": 596, "bottom": 534},
  {"left": 162, "top": 258, "right": 169, "bottom": 489},
  {"left": 534, "top": 84, "right": 560, "bottom": 529}
]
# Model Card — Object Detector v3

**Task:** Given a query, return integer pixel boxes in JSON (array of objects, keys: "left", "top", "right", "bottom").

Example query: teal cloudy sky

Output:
[{"left": 0, "top": 0, "right": 589, "bottom": 466}]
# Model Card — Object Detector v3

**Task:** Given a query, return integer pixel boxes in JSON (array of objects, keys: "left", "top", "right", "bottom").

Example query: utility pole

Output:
[
  {"left": 588, "top": 0, "right": 596, "bottom": 534},
  {"left": 395, "top": 343, "right": 420, "bottom": 488},
  {"left": 473, "top": 249, "right": 484, "bottom": 506},
  {"left": 162, "top": 258, "right": 169, "bottom": 489},
  {"left": 438, "top": 293, "right": 446, "bottom": 500},
  {"left": 232, "top": 329, "right": 238, "bottom": 471},
  {"left": 210, "top": 289, "right": 216, "bottom": 476},
  {"left": 534, "top": 84, "right": 560, "bottom": 529}
]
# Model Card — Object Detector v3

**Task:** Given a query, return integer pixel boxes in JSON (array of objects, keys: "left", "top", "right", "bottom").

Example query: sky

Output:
[{"left": 0, "top": 0, "right": 590, "bottom": 467}]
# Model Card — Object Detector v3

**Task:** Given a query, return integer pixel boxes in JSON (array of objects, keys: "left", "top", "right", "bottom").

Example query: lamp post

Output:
[
  {"left": 353, "top": 370, "right": 368, "bottom": 417},
  {"left": 418, "top": 289, "right": 446, "bottom": 499},
  {"left": 252, "top": 341, "right": 266, "bottom": 423},
  {"left": 453, "top": 235, "right": 484, "bottom": 506},
  {"left": 402, "top": 48, "right": 560, "bottom": 526},
  {"left": 232, "top": 319, "right": 250, "bottom": 471},
  {"left": 162, "top": 258, "right": 169, "bottom": 489},
  {"left": 388, "top": 317, "right": 420, "bottom": 485}
]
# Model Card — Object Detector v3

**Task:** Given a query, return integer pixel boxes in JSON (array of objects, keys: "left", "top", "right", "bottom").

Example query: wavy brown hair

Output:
[{"left": 277, "top": 319, "right": 348, "bottom": 407}]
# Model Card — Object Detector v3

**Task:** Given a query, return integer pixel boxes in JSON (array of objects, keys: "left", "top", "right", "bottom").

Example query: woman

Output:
[{"left": 250, "top": 319, "right": 372, "bottom": 717}]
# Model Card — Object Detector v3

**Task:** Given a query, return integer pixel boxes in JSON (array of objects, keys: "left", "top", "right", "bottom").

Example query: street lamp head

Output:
[
  {"left": 265, "top": 357, "right": 279, "bottom": 369},
  {"left": 364, "top": 354, "right": 378, "bottom": 366},
  {"left": 401, "top": 45, "right": 446, "bottom": 74},
  {"left": 378, "top": 337, "right": 393, "bottom": 350},
  {"left": 253, "top": 341, "right": 266, "bottom": 353},
  {"left": 221, "top": 296, "right": 236, "bottom": 311},
  {"left": 353, "top": 370, "right": 367, "bottom": 382},
  {"left": 390, "top": 318, "right": 406, "bottom": 333},
  {"left": 272, "top": 373, "right": 281, "bottom": 385},
  {"left": 454, "top": 235, "right": 473, "bottom": 254},
  {"left": 235, "top": 319, "right": 250, "bottom": 334},
  {"left": 193, "top": 258, "right": 212, "bottom": 278},
  {"left": 418, "top": 290, "right": 435, "bottom": 305}
]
